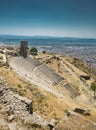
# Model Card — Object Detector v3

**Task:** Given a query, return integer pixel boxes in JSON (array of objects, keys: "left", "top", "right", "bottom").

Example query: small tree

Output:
[
  {"left": 30, "top": 47, "right": 38, "bottom": 55},
  {"left": 90, "top": 82, "right": 96, "bottom": 96}
]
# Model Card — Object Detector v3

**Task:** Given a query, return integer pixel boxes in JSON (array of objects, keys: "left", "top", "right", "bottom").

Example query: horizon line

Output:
[{"left": 0, "top": 33, "right": 96, "bottom": 39}]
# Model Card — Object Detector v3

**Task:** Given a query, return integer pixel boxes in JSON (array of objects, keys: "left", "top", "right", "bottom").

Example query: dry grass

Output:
[
  {"left": 0, "top": 66, "right": 74, "bottom": 121},
  {"left": 55, "top": 113, "right": 96, "bottom": 130},
  {"left": 64, "top": 56, "right": 96, "bottom": 80},
  {"left": 0, "top": 52, "right": 96, "bottom": 128}
]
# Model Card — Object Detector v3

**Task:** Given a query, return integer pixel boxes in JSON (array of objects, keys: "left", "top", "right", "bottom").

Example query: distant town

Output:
[{"left": 0, "top": 35, "right": 96, "bottom": 69}]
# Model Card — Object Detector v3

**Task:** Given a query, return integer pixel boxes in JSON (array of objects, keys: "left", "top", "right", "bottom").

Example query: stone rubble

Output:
[{"left": 0, "top": 78, "right": 51, "bottom": 129}]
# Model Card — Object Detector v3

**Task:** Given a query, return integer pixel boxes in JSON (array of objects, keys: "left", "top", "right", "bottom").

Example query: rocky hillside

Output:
[{"left": 0, "top": 46, "right": 96, "bottom": 130}]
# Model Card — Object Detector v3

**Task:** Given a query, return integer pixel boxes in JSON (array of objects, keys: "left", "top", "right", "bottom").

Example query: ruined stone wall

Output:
[
  {"left": 20, "top": 41, "right": 28, "bottom": 57},
  {"left": 0, "top": 79, "right": 33, "bottom": 115},
  {"left": 0, "top": 78, "right": 50, "bottom": 129}
]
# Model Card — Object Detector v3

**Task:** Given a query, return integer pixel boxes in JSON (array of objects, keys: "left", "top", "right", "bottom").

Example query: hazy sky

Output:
[{"left": 0, "top": 0, "right": 96, "bottom": 38}]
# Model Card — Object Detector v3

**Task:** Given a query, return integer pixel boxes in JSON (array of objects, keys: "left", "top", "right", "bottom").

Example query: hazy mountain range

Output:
[{"left": 0, "top": 34, "right": 96, "bottom": 40}]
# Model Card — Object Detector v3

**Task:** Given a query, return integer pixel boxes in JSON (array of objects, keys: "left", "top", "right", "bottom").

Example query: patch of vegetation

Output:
[
  {"left": 17, "top": 84, "right": 22, "bottom": 88},
  {"left": 6, "top": 110, "right": 12, "bottom": 116},
  {"left": 64, "top": 109, "right": 68, "bottom": 113},
  {"left": 10, "top": 87, "right": 17, "bottom": 93},
  {"left": 30, "top": 47, "right": 38, "bottom": 55},
  {"left": 26, "top": 122, "right": 44, "bottom": 130},
  {"left": 18, "top": 90, "right": 24, "bottom": 96},
  {"left": 90, "top": 82, "right": 96, "bottom": 96},
  {"left": 0, "top": 106, "right": 2, "bottom": 110}
]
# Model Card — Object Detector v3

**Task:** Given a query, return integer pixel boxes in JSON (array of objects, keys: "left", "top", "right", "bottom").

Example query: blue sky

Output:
[{"left": 0, "top": 0, "right": 96, "bottom": 38}]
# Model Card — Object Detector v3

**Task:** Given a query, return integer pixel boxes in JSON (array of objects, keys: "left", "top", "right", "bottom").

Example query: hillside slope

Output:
[{"left": 0, "top": 47, "right": 96, "bottom": 129}]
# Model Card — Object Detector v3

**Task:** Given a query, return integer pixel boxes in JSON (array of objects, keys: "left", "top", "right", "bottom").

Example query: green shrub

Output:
[
  {"left": 90, "top": 82, "right": 96, "bottom": 96},
  {"left": 17, "top": 84, "right": 22, "bottom": 88},
  {"left": 30, "top": 47, "right": 38, "bottom": 55}
]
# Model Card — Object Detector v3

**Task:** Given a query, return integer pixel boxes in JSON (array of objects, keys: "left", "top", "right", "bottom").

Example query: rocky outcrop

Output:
[
  {"left": 0, "top": 49, "right": 4, "bottom": 54},
  {"left": 53, "top": 111, "right": 96, "bottom": 130},
  {"left": 80, "top": 75, "right": 90, "bottom": 80},
  {"left": 74, "top": 108, "right": 90, "bottom": 116},
  {"left": 6, "top": 51, "right": 18, "bottom": 57},
  {"left": 0, "top": 78, "right": 51, "bottom": 129},
  {"left": 0, "top": 46, "right": 14, "bottom": 50},
  {"left": 0, "top": 80, "right": 33, "bottom": 115}
]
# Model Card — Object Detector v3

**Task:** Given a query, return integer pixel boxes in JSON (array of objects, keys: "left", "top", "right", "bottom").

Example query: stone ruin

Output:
[
  {"left": 80, "top": 75, "right": 90, "bottom": 80},
  {"left": 0, "top": 78, "right": 51, "bottom": 129},
  {"left": 19, "top": 41, "right": 28, "bottom": 57},
  {"left": 0, "top": 80, "right": 33, "bottom": 115},
  {"left": 74, "top": 108, "right": 90, "bottom": 116}
]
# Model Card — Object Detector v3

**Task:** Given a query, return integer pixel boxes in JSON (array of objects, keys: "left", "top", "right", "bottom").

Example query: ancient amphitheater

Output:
[{"left": 9, "top": 56, "right": 64, "bottom": 95}]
